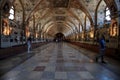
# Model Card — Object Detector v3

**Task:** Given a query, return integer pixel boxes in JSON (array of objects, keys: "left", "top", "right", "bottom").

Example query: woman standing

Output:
[{"left": 27, "top": 37, "right": 32, "bottom": 53}]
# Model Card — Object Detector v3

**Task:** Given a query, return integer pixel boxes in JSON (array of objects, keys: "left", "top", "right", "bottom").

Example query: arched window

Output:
[
  {"left": 9, "top": 6, "right": 14, "bottom": 20},
  {"left": 105, "top": 7, "right": 111, "bottom": 21}
]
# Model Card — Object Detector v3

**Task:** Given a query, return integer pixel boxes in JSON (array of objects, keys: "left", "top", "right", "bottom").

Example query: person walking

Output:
[
  {"left": 27, "top": 37, "right": 32, "bottom": 53},
  {"left": 96, "top": 34, "right": 106, "bottom": 63}
]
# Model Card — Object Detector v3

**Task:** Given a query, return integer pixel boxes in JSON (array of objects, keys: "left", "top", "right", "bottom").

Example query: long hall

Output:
[
  {"left": 0, "top": 42, "right": 120, "bottom": 80},
  {"left": 0, "top": 0, "right": 120, "bottom": 80}
]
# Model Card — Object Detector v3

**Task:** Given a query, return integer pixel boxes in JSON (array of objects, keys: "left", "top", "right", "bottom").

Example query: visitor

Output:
[
  {"left": 96, "top": 34, "right": 106, "bottom": 63},
  {"left": 27, "top": 37, "right": 32, "bottom": 53}
]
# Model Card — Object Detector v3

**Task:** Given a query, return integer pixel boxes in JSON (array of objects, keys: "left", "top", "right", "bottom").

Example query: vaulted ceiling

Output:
[{"left": 1, "top": 0, "right": 118, "bottom": 38}]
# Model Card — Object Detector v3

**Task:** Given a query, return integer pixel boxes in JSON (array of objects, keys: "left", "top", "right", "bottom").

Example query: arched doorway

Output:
[{"left": 54, "top": 33, "right": 65, "bottom": 42}]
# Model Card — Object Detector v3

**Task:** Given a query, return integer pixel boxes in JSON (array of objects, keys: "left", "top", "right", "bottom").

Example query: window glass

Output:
[
  {"left": 9, "top": 6, "right": 14, "bottom": 20},
  {"left": 105, "top": 7, "right": 111, "bottom": 21}
]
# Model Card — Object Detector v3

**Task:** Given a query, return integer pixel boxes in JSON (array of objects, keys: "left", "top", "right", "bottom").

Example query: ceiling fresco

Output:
[
  {"left": 53, "top": 0, "right": 69, "bottom": 8},
  {"left": 0, "top": 0, "right": 118, "bottom": 38}
]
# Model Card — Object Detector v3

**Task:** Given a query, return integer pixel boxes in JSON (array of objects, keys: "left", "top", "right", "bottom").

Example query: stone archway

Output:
[{"left": 54, "top": 33, "right": 65, "bottom": 42}]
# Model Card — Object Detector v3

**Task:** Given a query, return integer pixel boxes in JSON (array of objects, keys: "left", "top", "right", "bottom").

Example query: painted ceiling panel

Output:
[
  {"left": 53, "top": 0, "right": 69, "bottom": 8},
  {"left": 6, "top": 0, "right": 116, "bottom": 37}
]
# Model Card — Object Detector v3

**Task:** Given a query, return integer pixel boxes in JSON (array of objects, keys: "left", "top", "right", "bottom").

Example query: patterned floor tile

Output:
[
  {"left": 67, "top": 72, "right": 80, "bottom": 79},
  {"left": 56, "top": 66, "right": 65, "bottom": 72},
  {"left": 39, "top": 60, "right": 49, "bottom": 62},
  {"left": 55, "top": 72, "right": 67, "bottom": 79},
  {"left": 0, "top": 43, "right": 120, "bottom": 80},
  {"left": 56, "top": 59, "right": 65, "bottom": 63},
  {"left": 45, "top": 66, "right": 55, "bottom": 72},
  {"left": 69, "top": 55, "right": 76, "bottom": 58},
  {"left": 33, "top": 66, "right": 45, "bottom": 71},
  {"left": 38, "top": 63, "right": 48, "bottom": 66},
  {"left": 41, "top": 71, "right": 55, "bottom": 79},
  {"left": 78, "top": 71, "right": 94, "bottom": 79}
]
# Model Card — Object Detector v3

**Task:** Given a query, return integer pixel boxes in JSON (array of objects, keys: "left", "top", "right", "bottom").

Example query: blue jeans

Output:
[{"left": 96, "top": 49, "right": 105, "bottom": 62}]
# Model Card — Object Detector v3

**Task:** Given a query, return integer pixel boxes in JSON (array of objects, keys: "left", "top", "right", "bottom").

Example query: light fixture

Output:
[
  {"left": 89, "top": 27, "right": 94, "bottom": 38},
  {"left": 81, "top": 32, "right": 84, "bottom": 39},
  {"left": 26, "top": 27, "right": 30, "bottom": 37},
  {"left": 35, "top": 33, "right": 38, "bottom": 38}
]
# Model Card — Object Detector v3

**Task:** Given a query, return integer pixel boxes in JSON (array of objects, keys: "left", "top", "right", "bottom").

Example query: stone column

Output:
[
  {"left": 116, "top": 0, "right": 120, "bottom": 55},
  {"left": 0, "top": 9, "right": 2, "bottom": 48},
  {"left": 84, "top": 15, "right": 87, "bottom": 41},
  {"left": 78, "top": 23, "right": 81, "bottom": 41},
  {"left": 115, "top": 0, "right": 120, "bottom": 49},
  {"left": 33, "top": 15, "right": 36, "bottom": 40},
  {"left": 118, "top": 9, "right": 120, "bottom": 50}
]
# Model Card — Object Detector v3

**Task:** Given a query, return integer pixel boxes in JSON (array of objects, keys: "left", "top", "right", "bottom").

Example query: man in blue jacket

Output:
[{"left": 96, "top": 34, "right": 106, "bottom": 63}]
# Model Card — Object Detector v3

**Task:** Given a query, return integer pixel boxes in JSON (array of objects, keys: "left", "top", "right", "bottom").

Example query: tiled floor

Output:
[{"left": 0, "top": 42, "right": 120, "bottom": 80}]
